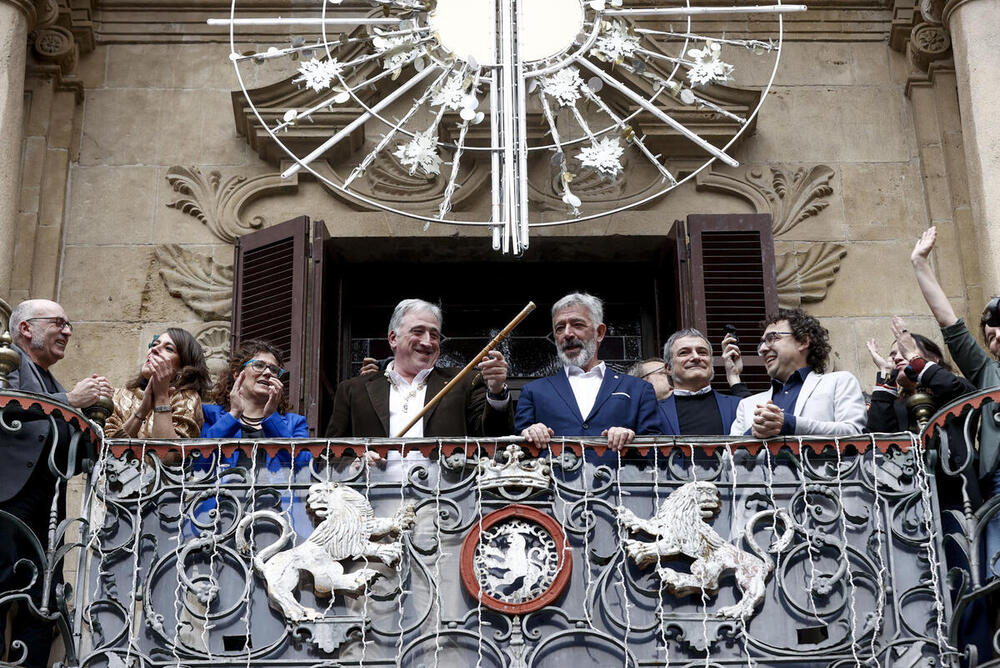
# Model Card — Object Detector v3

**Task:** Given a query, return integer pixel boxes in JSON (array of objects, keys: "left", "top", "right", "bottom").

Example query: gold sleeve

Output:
[
  {"left": 170, "top": 390, "right": 204, "bottom": 438},
  {"left": 104, "top": 387, "right": 140, "bottom": 438}
]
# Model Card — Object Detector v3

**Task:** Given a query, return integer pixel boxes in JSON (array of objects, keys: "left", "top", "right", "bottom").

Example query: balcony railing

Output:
[{"left": 4, "top": 388, "right": 999, "bottom": 667}]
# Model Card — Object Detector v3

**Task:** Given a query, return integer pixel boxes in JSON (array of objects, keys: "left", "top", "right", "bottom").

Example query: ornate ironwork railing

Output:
[{"left": 7, "top": 387, "right": 1000, "bottom": 667}]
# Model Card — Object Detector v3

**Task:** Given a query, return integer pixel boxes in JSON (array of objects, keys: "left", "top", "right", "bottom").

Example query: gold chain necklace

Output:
[{"left": 384, "top": 370, "right": 426, "bottom": 412}]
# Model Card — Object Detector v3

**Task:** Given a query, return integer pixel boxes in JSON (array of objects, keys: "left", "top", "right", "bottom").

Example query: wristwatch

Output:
[{"left": 487, "top": 384, "right": 509, "bottom": 400}]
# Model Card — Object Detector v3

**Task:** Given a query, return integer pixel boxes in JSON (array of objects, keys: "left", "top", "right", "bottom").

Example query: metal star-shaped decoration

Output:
[
  {"left": 687, "top": 41, "right": 735, "bottom": 86},
  {"left": 394, "top": 130, "right": 442, "bottom": 176},
  {"left": 577, "top": 136, "right": 625, "bottom": 179},
  {"left": 294, "top": 57, "right": 344, "bottom": 92},
  {"left": 541, "top": 67, "right": 585, "bottom": 107}
]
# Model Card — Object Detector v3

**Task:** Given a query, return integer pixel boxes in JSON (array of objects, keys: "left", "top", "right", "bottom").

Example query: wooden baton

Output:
[{"left": 394, "top": 301, "right": 536, "bottom": 438}]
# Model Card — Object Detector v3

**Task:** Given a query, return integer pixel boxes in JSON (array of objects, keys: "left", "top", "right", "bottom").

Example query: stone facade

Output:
[{"left": 2, "top": 0, "right": 997, "bottom": 394}]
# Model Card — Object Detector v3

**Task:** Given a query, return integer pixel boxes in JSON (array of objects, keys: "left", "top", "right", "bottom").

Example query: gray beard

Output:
[{"left": 557, "top": 337, "right": 597, "bottom": 368}]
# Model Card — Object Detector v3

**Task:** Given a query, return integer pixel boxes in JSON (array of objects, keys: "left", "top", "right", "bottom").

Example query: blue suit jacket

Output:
[
  {"left": 514, "top": 368, "right": 661, "bottom": 437},
  {"left": 657, "top": 390, "right": 742, "bottom": 436},
  {"left": 201, "top": 404, "right": 310, "bottom": 438}
]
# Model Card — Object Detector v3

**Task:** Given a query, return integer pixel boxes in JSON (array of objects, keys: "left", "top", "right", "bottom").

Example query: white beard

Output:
[{"left": 557, "top": 336, "right": 597, "bottom": 368}]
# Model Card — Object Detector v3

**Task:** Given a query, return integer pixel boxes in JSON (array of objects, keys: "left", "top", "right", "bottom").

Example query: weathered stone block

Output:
[
  {"left": 67, "top": 166, "right": 158, "bottom": 244},
  {"left": 842, "top": 162, "right": 926, "bottom": 241},
  {"left": 747, "top": 87, "right": 909, "bottom": 163}
]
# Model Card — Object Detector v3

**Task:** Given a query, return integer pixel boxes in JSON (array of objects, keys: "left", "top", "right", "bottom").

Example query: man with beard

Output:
[
  {"left": 658, "top": 328, "right": 751, "bottom": 435},
  {"left": 729, "top": 308, "right": 866, "bottom": 437},
  {"left": 326, "top": 298, "right": 513, "bottom": 437},
  {"left": 3, "top": 299, "right": 111, "bottom": 667},
  {"left": 515, "top": 293, "right": 661, "bottom": 451}
]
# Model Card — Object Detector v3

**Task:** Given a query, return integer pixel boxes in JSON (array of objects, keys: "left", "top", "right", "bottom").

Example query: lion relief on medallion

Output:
[
  {"left": 617, "top": 480, "right": 796, "bottom": 620},
  {"left": 236, "top": 481, "right": 416, "bottom": 623}
]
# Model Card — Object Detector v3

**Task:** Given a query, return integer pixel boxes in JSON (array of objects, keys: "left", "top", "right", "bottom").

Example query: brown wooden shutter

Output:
[
  {"left": 675, "top": 213, "right": 778, "bottom": 392},
  {"left": 307, "top": 221, "right": 334, "bottom": 436},
  {"left": 232, "top": 216, "right": 311, "bottom": 414}
]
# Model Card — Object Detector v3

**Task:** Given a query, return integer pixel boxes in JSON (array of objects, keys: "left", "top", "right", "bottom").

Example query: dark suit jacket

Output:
[
  {"left": 2, "top": 344, "right": 68, "bottom": 503},
  {"left": 325, "top": 366, "right": 513, "bottom": 437},
  {"left": 657, "top": 390, "right": 742, "bottom": 435},
  {"left": 514, "top": 369, "right": 661, "bottom": 437}
]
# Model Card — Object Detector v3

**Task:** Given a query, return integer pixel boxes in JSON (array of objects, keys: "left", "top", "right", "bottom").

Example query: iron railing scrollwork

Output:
[
  {"left": 8, "top": 387, "right": 1000, "bottom": 667},
  {"left": 0, "top": 390, "right": 102, "bottom": 668}
]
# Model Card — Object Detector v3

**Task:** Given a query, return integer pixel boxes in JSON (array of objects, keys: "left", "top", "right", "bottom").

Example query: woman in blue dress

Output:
[{"left": 201, "top": 339, "right": 309, "bottom": 438}]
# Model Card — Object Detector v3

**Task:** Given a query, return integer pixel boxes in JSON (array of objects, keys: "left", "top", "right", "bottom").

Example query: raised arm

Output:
[{"left": 911, "top": 227, "right": 959, "bottom": 327}]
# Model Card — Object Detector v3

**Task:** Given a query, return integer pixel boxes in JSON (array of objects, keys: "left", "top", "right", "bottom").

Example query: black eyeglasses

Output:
[
  {"left": 640, "top": 365, "right": 668, "bottom": 380},
  {"left": 28, "top": 316, "right": 73, "bottom": 333},
  {"left": 243, "top": 359, "right": 286, "bottom": 377},
  {"left": 756, "top": 331, "right": 793, "bottom": 354}
]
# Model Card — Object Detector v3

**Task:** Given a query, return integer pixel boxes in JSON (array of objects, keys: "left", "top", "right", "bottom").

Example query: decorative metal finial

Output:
[
  {"left": 83, "top": 395, "right": 115, "bottom": 429},
  {"left": 906, "top": 391, "right": 936, "bottom": 431},
  {"left": 0, "top": 332, "right": 21, "bottom": 389}
]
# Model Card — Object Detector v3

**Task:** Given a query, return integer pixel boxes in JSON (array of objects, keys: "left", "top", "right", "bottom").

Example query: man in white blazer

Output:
[{"left": 730, "top": 308, "right": 866, "bottom": 437}]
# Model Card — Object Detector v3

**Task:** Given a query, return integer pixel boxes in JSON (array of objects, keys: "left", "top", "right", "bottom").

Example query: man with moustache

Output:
[
  {"left": 515, "top": 293, "right": 661, "bottom": 451},
  {"left": 729, "top": 308, "right": 866, "bottom": 437},
  {"left": 326, "top": 298, "right": 513, "bottom": 438},
  {"left": 657, "top": 328, "right": 751, "bottom": 435},
  {"left": 3, "top": 299, "right": 111, "bottom": 667}
]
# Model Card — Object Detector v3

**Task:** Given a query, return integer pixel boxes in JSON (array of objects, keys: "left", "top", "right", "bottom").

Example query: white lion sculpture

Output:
[
  {"left": 616, "top": 480, "right": 795, "bottom": 620},
  {"left": 236, "top": 481, "right": 416, "bottom": 623}
]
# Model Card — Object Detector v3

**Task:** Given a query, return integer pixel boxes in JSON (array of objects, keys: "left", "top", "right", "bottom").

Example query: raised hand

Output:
[
  {"left": 890, "top": 316, "right": 921, "bottom": 361},
  {"left": 229, "top": 370, "right": 247, "bottom": 418},
  {"left": 911, "top": 226, "right": 937, "bottom": 264},
  {"left": 865, "top": 338, "right": 892, "bottom": 372},
  {"left": 262, "top": 375, "right": 284, "bottom": 417},
  {"left": 477, "top": 350, "right": 509, "bottom": 395}
]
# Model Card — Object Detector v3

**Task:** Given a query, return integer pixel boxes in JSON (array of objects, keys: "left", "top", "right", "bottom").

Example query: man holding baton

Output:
[{"left": 326, "top": 298, "right": 513, "bottom": 438}]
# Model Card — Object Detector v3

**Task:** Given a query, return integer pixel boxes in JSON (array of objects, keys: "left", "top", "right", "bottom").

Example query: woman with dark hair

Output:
[
  {"left": 105, "top": 328, "right": 211, "bottom": 438},
  {"left": 201, "top": 339, "right": 309, "bottom": 438},
  {"left": 866, "top": 316, "right": 975, "bottom": 433}
]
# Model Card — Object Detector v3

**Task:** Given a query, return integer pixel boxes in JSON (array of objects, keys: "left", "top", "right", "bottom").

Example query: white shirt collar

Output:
[
  {"left": 565, "top": 361, "right": 606, "bottom": 378},
  {"left": 386, "top": 360, "right": 434, "bottom": 388},
  {"left": 672, "top": 385, "right": 713, "bottom": 397}
]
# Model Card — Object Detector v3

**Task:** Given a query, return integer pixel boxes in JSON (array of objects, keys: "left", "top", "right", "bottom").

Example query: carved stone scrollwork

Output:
[
  {"left": 0, "top": 298, "right": 10, "bottom": 336},
  {"left": 745, "top": 165, "right": 835, "bottom": 237},
  {"left": 165, "top": 166, "right": 299, "bottom": 244},
  {"left": 696, "top": 164, "right": 846, "bottom": 307},
  {"left": 154, "top": 245, "right": 233, "bottom": 321},
  {"left": 31, "top": 25, "right": 76, "bottom": 74},
  {"left": 195, "top": 322, "right": 232, "bottom": 380},
  {"left": 910, "top": 23, "right": 951, "bottom": 71},
  {"left": 775, "top": 243, "right": 848, "bottom": 308}
]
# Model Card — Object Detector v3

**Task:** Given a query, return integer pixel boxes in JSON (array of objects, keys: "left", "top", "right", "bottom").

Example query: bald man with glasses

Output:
[{"left": 2, "top": 299, "right": 111, "bottom": 666}]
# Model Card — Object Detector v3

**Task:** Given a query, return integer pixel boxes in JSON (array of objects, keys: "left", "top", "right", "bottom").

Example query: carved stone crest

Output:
[
  {"left": 617, "top": 481, "right": 795, "bottom": 620},
  {"left": 460, "top": 505, "right": 572, "bottom": 615},
  {"left": 236, "top": 481, "right": 416, "bottom": 624},
  {"left": 477, "top": 444, "right": 551, "bottom": 497}
]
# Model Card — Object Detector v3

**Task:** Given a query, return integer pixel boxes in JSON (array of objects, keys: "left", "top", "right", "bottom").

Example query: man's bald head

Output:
[{"left": 9, "top": 299, "right": 72, "bottom": 369}]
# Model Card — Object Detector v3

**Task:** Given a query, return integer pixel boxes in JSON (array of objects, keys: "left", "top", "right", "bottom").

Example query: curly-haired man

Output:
[{"left": 729, "top": 308, "right": 866, "bottom": 437}]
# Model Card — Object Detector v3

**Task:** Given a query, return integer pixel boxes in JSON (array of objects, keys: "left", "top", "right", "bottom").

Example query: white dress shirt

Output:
[
  {"left": 565, "top": 361, "right": 606, "bottom": 419},
  {"left": 671, "top": 385, "right": 713, "bottom": 397},
  {"left": 386, "top": 362, "right": 432, "bottom": 438}
]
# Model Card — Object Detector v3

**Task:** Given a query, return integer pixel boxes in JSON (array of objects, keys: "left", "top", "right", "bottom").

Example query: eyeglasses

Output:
[
  {"left": 756, "top": 331, "right": 793, "bottom": 354},
  {"left": 243, "top": 359, "right": 286, "bottom": 377},
  {"left": 28, "top": 316, "right": 73, "bottom": 333},
  {"left": 640, "top": 365, "right": 668, "bottom": 380}
]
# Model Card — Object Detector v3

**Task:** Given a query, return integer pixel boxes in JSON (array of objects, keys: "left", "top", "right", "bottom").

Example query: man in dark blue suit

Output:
[
  {"left": 657, "top": 328, "right": 751, "bottom": 435},
  {"left": 515, "top": 293, "right": 661, "bottom": 451}
]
